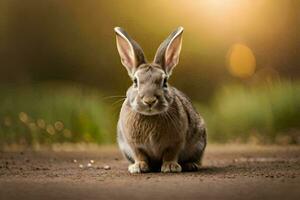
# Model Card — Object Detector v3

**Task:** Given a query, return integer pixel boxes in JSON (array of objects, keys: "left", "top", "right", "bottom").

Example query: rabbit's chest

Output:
[
  {"left": 120, "top": 103, "right": 187, "bottom": 158},
  {"left": 127, "top": 119, "right": 184, "bottom": 158},
  {"left": 129, "top": 118, "right": 178, "bottom": 141},
  {"left": 131, "top": 129, "right": 169, "bottom": 159}
]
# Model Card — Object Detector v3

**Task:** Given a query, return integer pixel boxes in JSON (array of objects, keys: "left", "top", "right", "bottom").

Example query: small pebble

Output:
[
  {"left": 90, "top": 160, "right": 95, "bottom": 164},
  {"left": 103, "top": 165, "right": 111, "bottom": 170},
  {"left": 87, "top": 163, "right": 92, "bottom": 167},
  {"left": 73, "top": 159, "right": 77, "bottom": 163},
  {"left": 79, "top": 164, "right": 84, "bottom": 168}
]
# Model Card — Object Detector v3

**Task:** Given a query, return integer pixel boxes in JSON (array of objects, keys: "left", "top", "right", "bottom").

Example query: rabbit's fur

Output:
[{"left": 114, "top": 27, "right": 206, "bottom": 173}]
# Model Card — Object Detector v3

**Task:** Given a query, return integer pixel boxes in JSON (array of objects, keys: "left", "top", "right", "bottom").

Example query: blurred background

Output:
[{"left": 0, "top": 0, "right": 299, "bottom": 147}]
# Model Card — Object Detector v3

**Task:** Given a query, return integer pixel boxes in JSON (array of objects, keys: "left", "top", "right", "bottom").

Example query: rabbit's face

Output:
[
  {"left": 115, "top": 26, "right": 184, "bottom": 115},
  {"left": 127, "top": 64, "right": 173, "bottom": 116}
]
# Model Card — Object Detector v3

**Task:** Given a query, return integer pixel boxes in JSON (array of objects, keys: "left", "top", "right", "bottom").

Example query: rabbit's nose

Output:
[{"left": 142, "top": 96, "right": 157, "bottom": 107}]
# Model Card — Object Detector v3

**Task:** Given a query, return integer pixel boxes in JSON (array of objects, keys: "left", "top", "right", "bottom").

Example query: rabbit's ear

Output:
[
  {"left": 154, "top": 27, "right": 184, "bottom": 75},
  {"left": 114, "top": 27, "right": 146, "bottom": 77}
]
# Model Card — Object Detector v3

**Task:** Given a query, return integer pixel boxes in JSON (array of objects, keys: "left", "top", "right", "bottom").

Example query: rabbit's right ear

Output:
[
  {"left": 114, "top": 27, "right": 146, "bottom": 77},
  {"left": 154, "top": 27, "right": 184, "bottom": 75}
]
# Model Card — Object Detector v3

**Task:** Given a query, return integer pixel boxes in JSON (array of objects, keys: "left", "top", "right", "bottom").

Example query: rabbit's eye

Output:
[
  {"left": 163, "top": 78, "right": 168, "bottom": 88},
  {"left": 133, "top": 78, "right": 138, "bottom": 87}
]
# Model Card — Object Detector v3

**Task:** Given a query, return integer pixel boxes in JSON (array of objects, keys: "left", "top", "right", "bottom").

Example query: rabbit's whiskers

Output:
[
  {"left": 102, "top": 95, "right": 126, "bottom": 100},
  {"left": 111, "top": 98, "right": 126, "bottom": 106},
  {"left": 102, "top": 95, "right": 126, "bottom": 107}
]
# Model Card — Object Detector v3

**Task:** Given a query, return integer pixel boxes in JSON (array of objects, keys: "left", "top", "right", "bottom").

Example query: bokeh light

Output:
[
  {"left": 227, "top": 43, "right": 256, "bottom": 78},
  {"left": 54, "top": 121, "right": 64, "bottom": 131}
]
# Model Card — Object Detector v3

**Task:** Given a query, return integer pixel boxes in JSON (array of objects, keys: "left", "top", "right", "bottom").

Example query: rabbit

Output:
[{"left": 114, "top": 26, "right": 207, "bottom": 173}]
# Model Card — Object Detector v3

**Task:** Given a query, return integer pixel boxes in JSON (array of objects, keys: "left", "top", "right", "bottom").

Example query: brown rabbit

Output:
[{"left": 114, "top": 27, "right": 206, "bottom": 173}]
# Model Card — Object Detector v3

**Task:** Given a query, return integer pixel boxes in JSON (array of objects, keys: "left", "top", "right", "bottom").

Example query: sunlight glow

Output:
[{"left": 227, "top": 43, "right": 256, "bottom": 78}]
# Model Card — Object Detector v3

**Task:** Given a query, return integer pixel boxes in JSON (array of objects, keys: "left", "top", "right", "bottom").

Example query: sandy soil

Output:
[{"left": 0, "top": 145, "right": 299, "bottom": 200}]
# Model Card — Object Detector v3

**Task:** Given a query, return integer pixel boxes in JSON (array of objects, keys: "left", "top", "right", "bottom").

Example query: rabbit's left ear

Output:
[
  {"left": 114, "top": 27, "right": 146, "bottom": 77},
  {"left": 154, "top": 27, "right": 184, "bottom": 75}
]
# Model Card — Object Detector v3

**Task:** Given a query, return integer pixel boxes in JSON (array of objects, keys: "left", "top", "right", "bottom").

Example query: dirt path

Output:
[{"left": 0, "top": 145, "right": 299, "bottom": 200}]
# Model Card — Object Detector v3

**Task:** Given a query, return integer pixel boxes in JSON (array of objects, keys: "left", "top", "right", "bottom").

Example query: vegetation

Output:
[
  {"left": 0, "top": 84, "right": 116, "bottom": 147},
  {"left": 0, "top": 81, "right": 299, "bottom": 147},
  {"left": 198, "top": 81, "right": 300, "bottom": 144}
]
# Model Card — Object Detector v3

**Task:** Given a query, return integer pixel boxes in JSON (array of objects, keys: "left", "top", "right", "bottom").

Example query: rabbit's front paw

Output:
[
  {"left": 128, "top": 161, "right": 150, "bottom": 174},
  {"left": 161, "top": 161, "right": 182, "bottom": 173}
]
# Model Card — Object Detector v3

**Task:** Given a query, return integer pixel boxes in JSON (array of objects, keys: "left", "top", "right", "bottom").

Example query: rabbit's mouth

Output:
[
  {"left": 134, "top": 106, "right": 168, "bottom": 116},
  {"left": 130, "top": 95, "right": 170, "bottom": 116}
]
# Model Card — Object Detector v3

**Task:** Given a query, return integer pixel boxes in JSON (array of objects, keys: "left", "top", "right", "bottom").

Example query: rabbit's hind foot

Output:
[{"left": 181, "top": 162, "right": 200, "bottom": 172}]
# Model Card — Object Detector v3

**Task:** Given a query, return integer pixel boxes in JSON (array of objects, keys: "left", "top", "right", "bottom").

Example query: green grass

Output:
[
  {"left": 0, "top": 81, "right": 299, "bottom": 147},
  {"left": 197, "top": 81, "right": 300, "bottom": 144},
  {"left": 0, "top": 84, "right": 116, "bottom": 146}
]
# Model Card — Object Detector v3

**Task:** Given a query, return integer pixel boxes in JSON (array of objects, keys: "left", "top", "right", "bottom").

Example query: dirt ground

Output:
[{"left": 0, "top": 145, "right": 299, "bottom": 200}]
